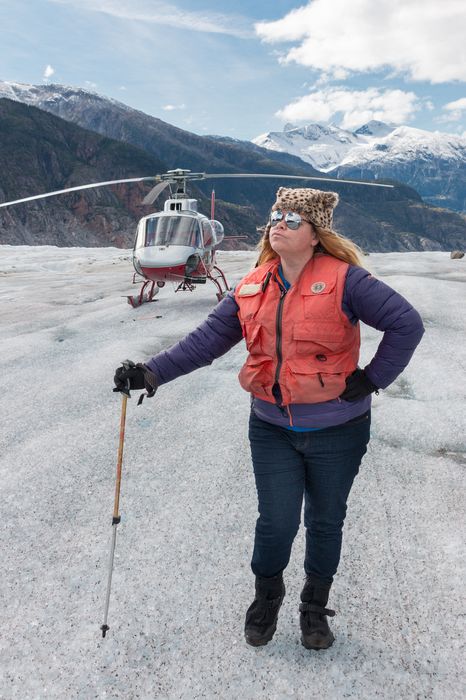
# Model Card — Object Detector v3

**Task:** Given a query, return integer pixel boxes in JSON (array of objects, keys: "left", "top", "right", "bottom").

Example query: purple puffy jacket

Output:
[{"left": 145, "top": 265, "right": 425, "bottom": 429}]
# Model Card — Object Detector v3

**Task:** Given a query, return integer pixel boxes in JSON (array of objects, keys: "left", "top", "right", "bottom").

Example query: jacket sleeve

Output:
[
  {"left": 343, "top": 266, "right": 425, "bottom": 390},
  {"left": 145, "top": 292, "right": 243, "bottom": 386}
]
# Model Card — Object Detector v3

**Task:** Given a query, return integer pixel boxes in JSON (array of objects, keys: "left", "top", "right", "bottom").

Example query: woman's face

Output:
[{"left": 269, "top": 210, "right": 319, "bottom": 258}]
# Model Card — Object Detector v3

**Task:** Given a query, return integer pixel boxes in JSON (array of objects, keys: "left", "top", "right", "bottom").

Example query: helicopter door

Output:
[
  {"left": 201, "top": 220, "right": 217, "bottom": 249},
  {"left": 201, "top": 219, "right": 225, "bottom": 249},
  {"left": 210, "top": 220, "right": 224, "bottom": 245}
]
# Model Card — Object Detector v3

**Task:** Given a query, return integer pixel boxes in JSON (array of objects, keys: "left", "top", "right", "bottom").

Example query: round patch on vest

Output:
[{"left": 311, "top": 281, "right": 326, "bottom": 293}]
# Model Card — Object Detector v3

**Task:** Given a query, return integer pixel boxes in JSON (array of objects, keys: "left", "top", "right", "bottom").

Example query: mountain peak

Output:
[
  {"left": 0, "top": 79, "right": 132, "bottom": 114},
  {"left": 354, "top": 120, "right": 395, "bottom": 137},
  {"left": 252, "top": 122, "right": 359, "bottom": 172}
]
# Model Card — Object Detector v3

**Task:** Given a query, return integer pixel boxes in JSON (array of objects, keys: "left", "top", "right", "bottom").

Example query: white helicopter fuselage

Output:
[
  {"left": 137, "top": 243, "right": 201, "bottom": 268},
  {"left": 132, "top": 199, "right": 223, "bottom": 283}
]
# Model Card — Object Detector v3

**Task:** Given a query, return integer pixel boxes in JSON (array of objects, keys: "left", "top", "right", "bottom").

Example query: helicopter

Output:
[
  {"left": 0, "top": 168, "right": 394, "bottom": 306},
  {"left": 128, "top": 168, "right": 234, "bottom": 306}
]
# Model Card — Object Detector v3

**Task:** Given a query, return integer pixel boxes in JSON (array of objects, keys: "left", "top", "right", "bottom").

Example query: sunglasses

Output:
[{"left": 270, "top": 209, "right": 310, "bottom": 230}]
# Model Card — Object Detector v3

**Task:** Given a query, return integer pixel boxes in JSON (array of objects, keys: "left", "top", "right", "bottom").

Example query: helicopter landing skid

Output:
[
  {"left": 127, "top": 280, "right": 159, "bottom": 307},
  {"left": 208, "top": 265, "right": 230, "bottom": 302}
]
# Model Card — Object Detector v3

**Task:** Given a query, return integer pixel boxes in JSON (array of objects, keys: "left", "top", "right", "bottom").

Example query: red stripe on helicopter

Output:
[{"left": 140, "top": 264, "right": 187, "bottom": 282}]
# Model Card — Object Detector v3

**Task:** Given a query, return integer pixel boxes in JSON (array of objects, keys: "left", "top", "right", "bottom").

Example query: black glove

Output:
[
  {"left": 113, "top": 360, "right": 158, "bottom": 400},
  {"left": 339, "top": 369, "right": 378, "bottom": 402}
]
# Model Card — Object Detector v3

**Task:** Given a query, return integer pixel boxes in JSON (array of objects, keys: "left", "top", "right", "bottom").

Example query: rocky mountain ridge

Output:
[{"left": 1, "top": 82, "right": 466, "bottom": 251}]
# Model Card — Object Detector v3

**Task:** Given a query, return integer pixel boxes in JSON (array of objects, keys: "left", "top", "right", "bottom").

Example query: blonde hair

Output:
[{"left": 255, "top": 222, "right": 366, "bottom": 268}]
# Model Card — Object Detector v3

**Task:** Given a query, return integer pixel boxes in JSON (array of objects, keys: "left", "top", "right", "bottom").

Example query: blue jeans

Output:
[{"left": 248, "top": 410, "right": 371, "bottom": 583}]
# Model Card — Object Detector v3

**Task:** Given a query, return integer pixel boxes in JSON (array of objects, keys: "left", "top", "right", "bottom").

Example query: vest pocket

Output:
[
  {"left": 239, "top": 355, "right": 274, "bottom": 397},
  {"left": 302, "top": 279, "right": 337, "bottom": 319},
  {"left": 285, "top": 358, "right": 348, "bottom": 403},
  {"left": 243, "top": 322, "right": 263, "bottom": 354},
  {"left": 242, "top": 322, "right": 276, "bottom": 357},
  {"left": 293, "top": 322, "right": 346, "bottom": 354},
  {"left": 236, "top": 289, "right": 263, "bottom": 321}
]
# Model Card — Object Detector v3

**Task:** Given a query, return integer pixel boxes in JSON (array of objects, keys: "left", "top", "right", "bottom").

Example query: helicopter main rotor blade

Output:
[
  {"left": 0, "top": 176, "right": 161, "bottom": 209},
  {"left": 142, "top": 180, "right": 175, "bottom": 206},
  {"left": 201, "top": 173, "right": 394, "bottom": 188}
]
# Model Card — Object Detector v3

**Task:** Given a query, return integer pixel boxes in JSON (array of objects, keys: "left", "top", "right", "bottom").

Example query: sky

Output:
[{"left": 1, "top": 0, "right": 466, "bottom": 139}]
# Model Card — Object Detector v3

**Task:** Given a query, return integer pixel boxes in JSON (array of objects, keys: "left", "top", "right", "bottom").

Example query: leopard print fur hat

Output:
[{"left": 271, "top": 187, "right": 339, "bottom": 229}]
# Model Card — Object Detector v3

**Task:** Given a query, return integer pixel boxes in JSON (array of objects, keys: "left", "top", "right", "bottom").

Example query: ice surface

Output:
[{"left": 0, "top": 247, "right": 464, "bottom": 699}]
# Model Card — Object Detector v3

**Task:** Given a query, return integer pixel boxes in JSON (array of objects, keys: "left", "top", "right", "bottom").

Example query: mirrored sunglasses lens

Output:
[
  {"left": 285, "top": 213, "right": 301, "bottom": 229},
  {"left": 270, "top": 210, "right": 283, "bottom": 224}
]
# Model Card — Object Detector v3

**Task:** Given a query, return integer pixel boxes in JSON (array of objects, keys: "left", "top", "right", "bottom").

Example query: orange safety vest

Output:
[{"left": 234, "top": 253, "right": 360, "bottom": 406}]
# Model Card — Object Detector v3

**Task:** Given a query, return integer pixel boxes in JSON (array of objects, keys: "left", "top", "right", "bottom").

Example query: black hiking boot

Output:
[
  {"left": 299, "top": 574, "right": 335, "bottom": 650},
  {"left": 244, "top": 573, "right": 285, "bottom": 647}
]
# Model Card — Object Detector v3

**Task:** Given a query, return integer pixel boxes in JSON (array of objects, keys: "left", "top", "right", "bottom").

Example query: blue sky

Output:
[{"left": 1, "top": 0, "right": 465, "bottom": 139}]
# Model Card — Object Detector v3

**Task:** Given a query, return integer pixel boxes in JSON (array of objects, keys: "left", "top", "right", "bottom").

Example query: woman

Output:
[{"left": 114, "top": 187, "right": 424, "bottom": 651}]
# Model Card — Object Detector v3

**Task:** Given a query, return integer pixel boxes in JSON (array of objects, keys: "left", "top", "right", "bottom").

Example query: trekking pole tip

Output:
[{"left": 101, "top": 624, "right": 109, "bottom": 638}]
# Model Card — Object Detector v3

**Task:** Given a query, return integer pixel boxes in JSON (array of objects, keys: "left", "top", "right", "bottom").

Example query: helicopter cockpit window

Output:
[{"left": 144, "top": 216, "right": 201, "bottom": 248}]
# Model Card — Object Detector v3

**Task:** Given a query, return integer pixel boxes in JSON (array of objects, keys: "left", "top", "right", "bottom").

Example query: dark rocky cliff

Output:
[{"left": 1, "top": 94, "right": 465, "bottom": 251}]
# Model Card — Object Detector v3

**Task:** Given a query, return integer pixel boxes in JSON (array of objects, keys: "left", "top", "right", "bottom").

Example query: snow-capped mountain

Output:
[
  {"left": 253, "top": 123, "right": 361, "bottom": 172},
  {"left": 0, "top": 79, "right": 134, "bottom": 116},
  {"left": 252, "top": 121, "right": 397, "bottom": 172},
  {"left": 253, "top": 120, "right": 466, "bottom": 173},
  {"left": 253, "top": 121, "right": 466, "bottom": 212}
]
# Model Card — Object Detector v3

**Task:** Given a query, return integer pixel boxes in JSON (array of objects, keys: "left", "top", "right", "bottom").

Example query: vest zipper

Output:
[{"left": 273, "top": 284, "right": 287, "bottom": 409}]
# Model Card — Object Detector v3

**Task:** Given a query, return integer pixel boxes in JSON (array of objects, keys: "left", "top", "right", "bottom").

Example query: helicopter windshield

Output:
[{"left": 144, "top": 216, "right": 201, "bottom": 248}]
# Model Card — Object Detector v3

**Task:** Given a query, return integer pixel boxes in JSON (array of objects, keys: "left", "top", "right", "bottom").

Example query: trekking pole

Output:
[{"left": 101, "top": 392, "right": 128, "bottom": 638}]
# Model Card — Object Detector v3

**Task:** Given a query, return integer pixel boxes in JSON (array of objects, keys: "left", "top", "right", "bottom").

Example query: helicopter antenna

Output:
[{"left": 211, "top": 188, "right": 215, "bottom": 219}]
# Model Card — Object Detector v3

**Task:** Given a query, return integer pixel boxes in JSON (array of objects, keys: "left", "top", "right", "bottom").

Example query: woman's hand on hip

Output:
[{"left": 339, "top": 369, "right": 378, "bottom": 402}]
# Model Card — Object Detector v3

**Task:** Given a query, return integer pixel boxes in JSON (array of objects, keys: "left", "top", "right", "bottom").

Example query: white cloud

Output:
[
  {"left": 84, "top": 80, "right": 98, "bottom": 89},
  {"left": 255, "top": 0, "right": 466, "bottom": 83},
  {"left": 43, "top": 65, "right": 55, "bottom": 80},
  {"left": 50, "top": 0, "right": 254, "bottom": 38},
  {"left": 276, "top": 87, "right": 421, "bottom": 130},
  {"left": 440, "top": 97, "right": 466, "bottom": 122},
  {"left": 162, "top": 103, "right": 186, "bottom": 111},
  {"left": 444, "top": 97, "right": 466, "bottom": 111}
]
